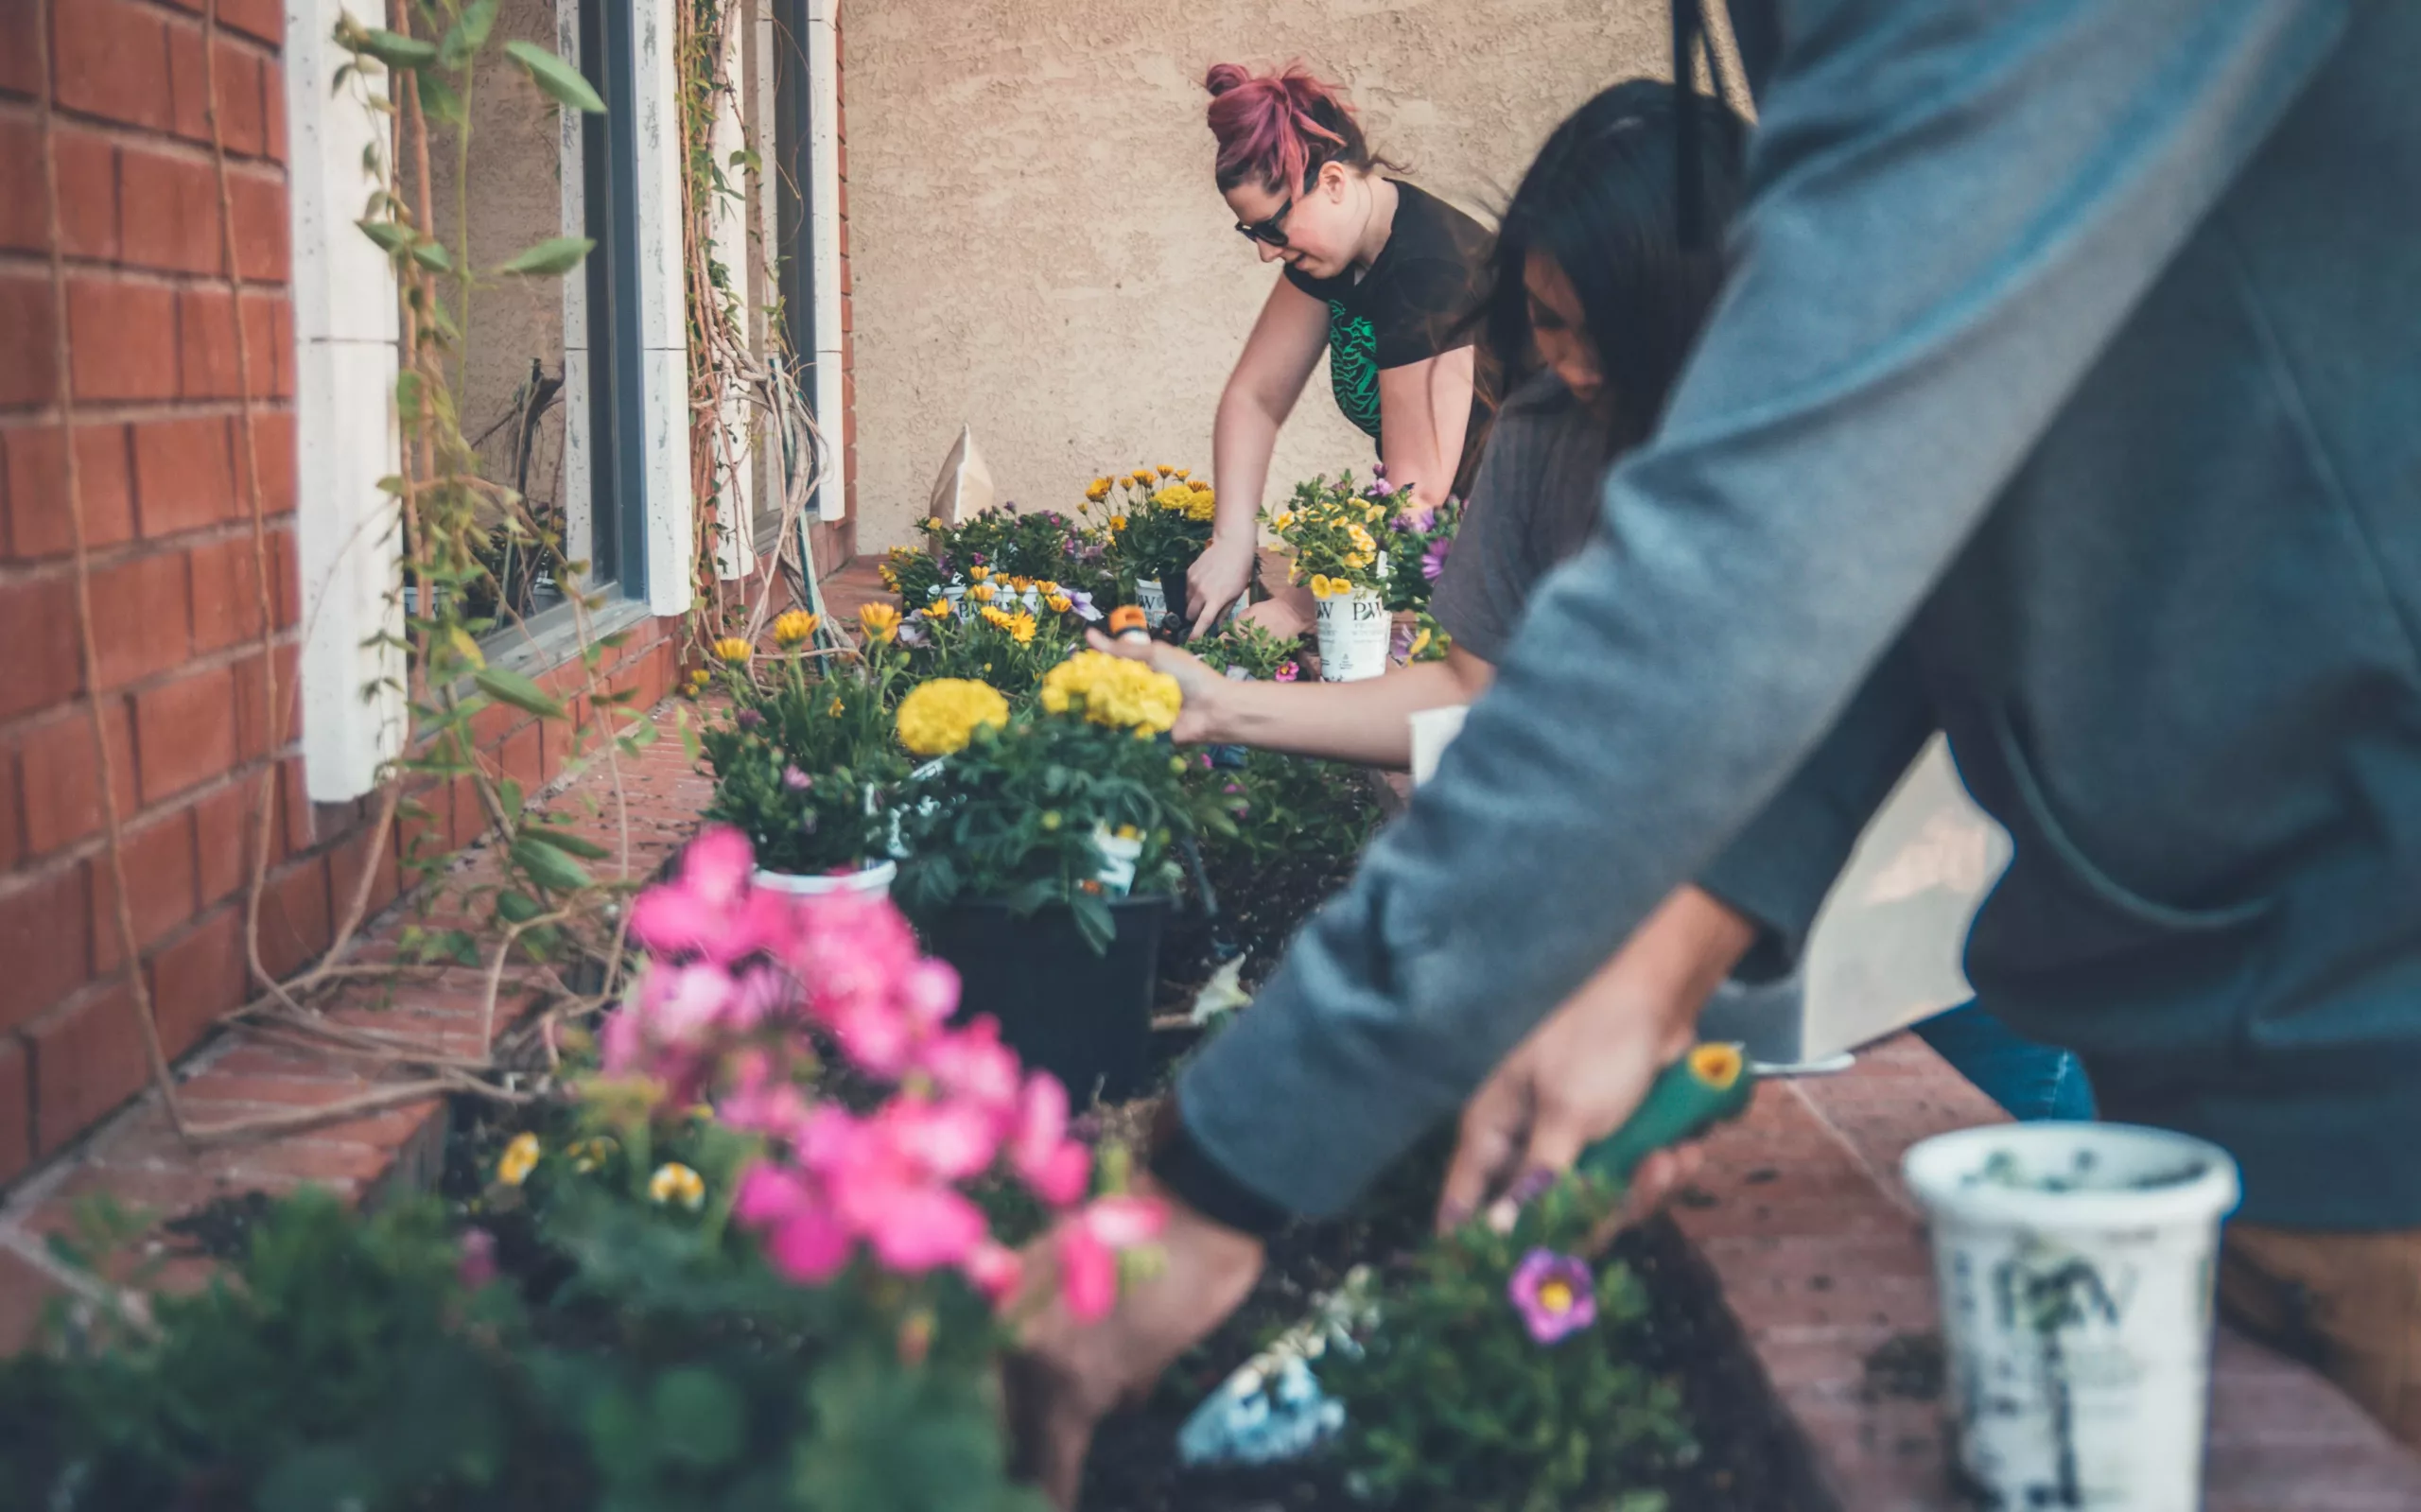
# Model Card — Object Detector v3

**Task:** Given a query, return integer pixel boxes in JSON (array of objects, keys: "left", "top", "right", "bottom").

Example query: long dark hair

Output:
[{"left": 1484, "top": 79, "right": 1749, "bottom": 446}]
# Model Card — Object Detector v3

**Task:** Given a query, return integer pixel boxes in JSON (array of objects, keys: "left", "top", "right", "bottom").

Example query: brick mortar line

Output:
[
  {"left": 0, "top": 624, "right": 303, "bottom": 745},
  {"left": 0, "top": 397, "right": 298, "bottom": 427},
  {"left": 0, "top": 252, "right": 292, "bottom": 295},
  {"left": 0, "top": 513, "right": 303, "bottom": 589},
  {"left": 0, "top": 99, "right": 287, "bottom": 172},
  {"left": 1779, "top": 1078, "right": 1921, "bottom": 1220}
]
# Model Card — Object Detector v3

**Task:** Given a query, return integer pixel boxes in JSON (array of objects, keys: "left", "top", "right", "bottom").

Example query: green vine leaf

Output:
[
  {"left": 410, "top": 240, "right": 453, "bottom": 272},
  {"left": 493, "top": 236, "right": 595, "bottom": 277},
  {"left": 503, "top": 40, "right": 606, "bottom": 114},
  {"left": 473, "top": 666, "right": 566, "bottom": 720},
  {"left": 357, "top": 218, "right": 411, "bottom": 255},
  {"left": 512, "top": 838, "right": 594, "bottom": 895},
  {"left": 440, "top": 0, "right": 500, "bottom": 68},
  {"left": 520, "top": 827, "right": 611, "bottom": 861},
  {"left": 355, "top": 28, "right": 440, "bottom": 70}
]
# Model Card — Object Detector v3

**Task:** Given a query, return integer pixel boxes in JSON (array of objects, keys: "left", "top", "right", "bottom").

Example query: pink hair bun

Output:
[{"left": 1202, "top": 61, "right": 1362, "bottom": 193}]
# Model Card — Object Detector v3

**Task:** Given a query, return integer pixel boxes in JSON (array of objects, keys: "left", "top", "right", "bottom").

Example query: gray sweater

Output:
[{"left": 1175, "top": 0, "right": 2421, "bottom": 1229}]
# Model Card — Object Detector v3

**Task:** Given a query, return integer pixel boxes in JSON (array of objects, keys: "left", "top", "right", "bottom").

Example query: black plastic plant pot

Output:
[{"left": 923, "top": 895, "right": 1171, "bottom": 1107}]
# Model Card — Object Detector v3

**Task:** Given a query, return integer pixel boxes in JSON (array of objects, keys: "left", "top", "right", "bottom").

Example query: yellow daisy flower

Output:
[
  {"left": 970, "top": 582, "right": 996, "bottom": 603},
  {"left": 858, "top": 601, "right": 901, "bottom": 643},
  {"left": 1086, "top": 478, "right": 1113, "bottom": 503},
  {"left": 496, "top": 1132, "right": 541, "bottom": 1186},
  {"left": 897, "top": 678, "right": 1011, "bottom": 756},
  {"left": 969, "top": 565, "right": 990, "bottom": 582},
  {"left": 773, "top": 609, "right": 819, "bottom": 647},
  {"left": 920, "top": 599, "right": 952, "bottom": 620},
  {"left": 712, "top": 636, "right": 753, "bottom": 665},
  {"left": 649, "top": 1162, "right": 705, "bottom": 1211}
]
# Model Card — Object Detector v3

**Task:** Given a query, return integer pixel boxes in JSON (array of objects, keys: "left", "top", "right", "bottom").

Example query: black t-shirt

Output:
[{"left": 1285, "top": 181, "right": 1497, "bottom": 497}]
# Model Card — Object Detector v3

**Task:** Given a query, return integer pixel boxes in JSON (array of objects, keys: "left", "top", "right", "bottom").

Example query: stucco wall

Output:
[{"left": 845, "top": 0, "right": 1703, "bottom": 548}]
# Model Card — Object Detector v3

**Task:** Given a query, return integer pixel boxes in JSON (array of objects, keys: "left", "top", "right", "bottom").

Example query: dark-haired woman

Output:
[{"left": 1186, "top": 62, "right": 1496, "bottom": 638}]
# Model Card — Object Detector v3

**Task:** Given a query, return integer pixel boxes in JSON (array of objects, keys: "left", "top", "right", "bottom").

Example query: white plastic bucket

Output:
[
  {"left": 1315, "top": 587, "right": 1389, "bottom": 683},
  {"left": 1902, "top": 1122, "right": 2240, "bottom": 1512},
  {"left": 753, "top": 859, "right": 897, "bottom": 899}
]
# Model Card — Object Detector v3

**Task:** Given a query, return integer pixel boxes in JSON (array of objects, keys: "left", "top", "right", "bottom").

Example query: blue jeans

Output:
[{"left": 1913, "top": 1000, "right": 2097, "bottom": 1121}]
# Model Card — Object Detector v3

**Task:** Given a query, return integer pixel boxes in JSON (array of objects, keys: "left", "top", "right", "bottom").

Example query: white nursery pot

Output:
[
  {"left": 1315, "top": 587, "right": 1389, "bottom": 683},
  {"left": 1902, "top": 1122, "right": 2240, "bottom": 1512},
  {"left": 753, "top": 859, "right": 897, "bottom": 899}
]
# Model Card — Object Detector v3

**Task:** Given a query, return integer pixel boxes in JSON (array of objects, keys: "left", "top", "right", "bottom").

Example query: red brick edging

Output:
[{"left": 1676, "top": 1033, "right": 2421, "bottom": 1510}]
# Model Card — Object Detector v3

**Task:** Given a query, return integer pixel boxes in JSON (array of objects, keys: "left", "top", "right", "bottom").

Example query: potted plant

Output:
[
  {"left": 698, "top": 607, "right": 910, "bottom": 896},
  {"left": 1267, "top": 469, "right": 1459, "bottom": 682},
  {"left": 894, "top": 579, "right": 1087, "bottom": 702},
  {"left": 890, "top": 654, "right": 1229, "bottom": 1104},
  {"left": 1093, "top": 466, "right": 1217, "bottom": 634}
]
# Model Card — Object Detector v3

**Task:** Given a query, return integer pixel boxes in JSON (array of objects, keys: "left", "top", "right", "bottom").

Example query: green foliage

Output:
[
  {"left": 1324, "top": 1177, "right": 1698, "bottom": 1512},
  {"left": 1095, "top": 470, "right": 1214, "bottom": 603},
  {"left": 897, "top": 599, "right": 1080, "bottom": 703},
  {"left": 1203, "top": 748, "right": 1379, "bottom": 871},
  {"left": 893, "top": 715, "right": 1230, "bottom": 952},
  {"left": 1193, "top": 619, "right": 1306, "bottom": 683},
  {"left": 699, "top": 652, "right": 910, "bottom": 874},
  {"left": 1, "top": 1109, "right": 1044, "bottom": 1512}
]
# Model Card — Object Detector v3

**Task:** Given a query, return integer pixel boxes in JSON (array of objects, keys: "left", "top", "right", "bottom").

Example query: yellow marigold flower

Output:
[
  {"left": 1086, "top": 477, "right": 1113, "bottom": 503},
  {"left": 1039, "top": 652, "right": 1182, "bottom": 735},
  {"left": 858, "top": 601, "right": 901, "bottom": 643},
  {"left": 897, "top": 678, "right": 1010, "bottom": 756},
  {"left": 649, "top": 1162, "right": 706, "bottom": 1211},
  {"left": 712, "top": 636, "right": 753, "bottom": 665},
  {"left": 497, "top": 1132, "right": 541, "bottom": 1186},
  {"left": 773, "top": 609, "right": 819, "bottom": 647},
  {"left": 688, "top": 668, "right": 711, "bottom": 686},
  {"left": 970, "top": 582, "right": 996, "bottom": 603},
  {"left": 921, "top": 599, "right": 952, "bottom": 620},
  {"left": 1109, "top": 514, "right": 1127, "bottom": 533},
  {"left": 1183, "top": 490, "right": 1217, "bottom": 523},
  {"left": 1046, "top": 592, "right": 1072, "bottom": 614}
]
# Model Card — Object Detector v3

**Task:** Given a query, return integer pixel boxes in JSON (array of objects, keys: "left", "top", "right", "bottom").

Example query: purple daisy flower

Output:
[
  {"left": 897, "top": 620, "right": 930, "bottom": 648},
  {"left": 1507, "top": 1249, "right": 1597, "bottom": 1346},
  {"left": 1066, "top": 588, "right": 1104, "bottom": 623},
  {"left": 1420, "top": 537, "right": 1452, "bottom": 582}
]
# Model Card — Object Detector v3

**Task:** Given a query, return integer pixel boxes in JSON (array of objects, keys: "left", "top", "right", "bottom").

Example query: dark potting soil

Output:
[
  {"left": 161, "top": 1190, "right": 283, "bottom": 1261},
  {"left": 1075, "top": 1211, "right": 1825, "bottom": 1512}
]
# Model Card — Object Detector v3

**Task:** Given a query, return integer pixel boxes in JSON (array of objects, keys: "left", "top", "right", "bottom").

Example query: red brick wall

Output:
[{"left": 0, "top": 0, "right": 688, "bottom": 1189}]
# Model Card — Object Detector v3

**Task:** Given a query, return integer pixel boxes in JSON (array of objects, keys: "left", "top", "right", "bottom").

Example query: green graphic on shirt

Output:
[{"left": 1326, "top": 301, "right": 1382, "bottom": 441}]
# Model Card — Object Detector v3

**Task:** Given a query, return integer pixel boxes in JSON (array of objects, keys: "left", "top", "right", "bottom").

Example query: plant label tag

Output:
[{"left": 1136, "top": 577, "right": 1170, "bottom": 628}]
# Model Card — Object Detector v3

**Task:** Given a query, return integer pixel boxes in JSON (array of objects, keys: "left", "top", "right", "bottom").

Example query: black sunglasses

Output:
[{"left": 1234, "top": 191, "right": 1298, "bottom": 249}]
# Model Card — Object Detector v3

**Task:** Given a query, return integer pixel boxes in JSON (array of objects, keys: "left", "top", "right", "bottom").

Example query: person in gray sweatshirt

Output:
[{"left": 1008, "top": 1, "right": 2421, "bottom": 1498}]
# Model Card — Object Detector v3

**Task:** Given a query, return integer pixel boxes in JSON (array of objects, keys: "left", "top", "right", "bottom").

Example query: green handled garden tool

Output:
[{"left": 1176, "top": 1042, "right": 1763, "bottom": 1469}]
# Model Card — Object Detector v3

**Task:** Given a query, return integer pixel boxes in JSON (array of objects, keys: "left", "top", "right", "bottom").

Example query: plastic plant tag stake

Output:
[
  {"left": 1178, "top": 1267, "right": 1375, "bottom": 1469},
  {"left": 1408, "top": 704, "right": 1470, "bottom": 786},
  {"left": 1136, "top": 577, "right": 1170, "bottom": 629},
  {"left": 1092, "top": 826, "right": 1142, "bottom": 897},
  {"left": 1315, "top": 587, "right": 1389, "bottom": 682}
]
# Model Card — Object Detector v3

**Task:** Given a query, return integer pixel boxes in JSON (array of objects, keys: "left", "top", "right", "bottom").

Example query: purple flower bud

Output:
[{"left": 736, "top": 708, "right": 764, "bottom": 730}]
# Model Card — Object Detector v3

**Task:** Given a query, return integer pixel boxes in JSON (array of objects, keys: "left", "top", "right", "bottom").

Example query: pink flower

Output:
[
  {"left": 737, "top": 1164, "right": 855, "bottom": 1283},
  {"left": 1507, "top": 1248, "right": 1597, "bottom": 1345},
  {"left": 1274, "top": 660, "right": 1299, "bottom": 684},
  {"left": 885, "top": 1096, "right": 1002, "bottom": 1182},
  {"left": 1056, "top": 1195, "right": 1168, "bottom": 1323},
  {"left": 920, "top": 1017, "right": 1023, "bottom": 1114},
  {"left": 965, "top": 1242, "right": 1024, "bottom": 1307},
  {"left": 629, "top": 826, "right": 792, "bottom": 963},
  {"left": 862, "top": 1184, "right": 988, "bottom": 1273},
  {"left": 1011, "top": 1073, "right": 1093, "bottom": 1207},
  {"left": 457, "top": 1227, "right": 497, "bottom": 1291},
  {"left": 644, "top": 962, "right": 740, "bottom": 1047}
]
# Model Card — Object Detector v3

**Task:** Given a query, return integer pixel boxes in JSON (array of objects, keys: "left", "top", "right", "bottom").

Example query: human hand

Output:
[
  {"left": 1236, "top": 581, "right": 1314, "bottom": 640},
  {"left": 1436, "top": 888, "right": 1754, "bottom": 1234},
  {"left": 1005, "top": 1172, "right": 1265, "bottom": 1509},
  {"left": 1185, "top": 536, "right": 1257, "bottom": 639},
  {"left": 1085, "top": 629, "right": 1227, "bottom": 743}
]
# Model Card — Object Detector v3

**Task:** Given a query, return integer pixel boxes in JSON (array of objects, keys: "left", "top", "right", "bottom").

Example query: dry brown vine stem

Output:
[{"left": 32, "top": 0, "right": 189, "bottom": 1138}]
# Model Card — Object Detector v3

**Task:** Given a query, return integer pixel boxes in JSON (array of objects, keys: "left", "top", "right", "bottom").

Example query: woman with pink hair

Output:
[{"left": 1184, "top": 62, "right": 1497, "bottom": 638}]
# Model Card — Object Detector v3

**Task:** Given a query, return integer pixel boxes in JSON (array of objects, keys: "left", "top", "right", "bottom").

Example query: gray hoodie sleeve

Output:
[{"left": 1171, "top": 0, "right": 2349, "bottom": 1219}]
